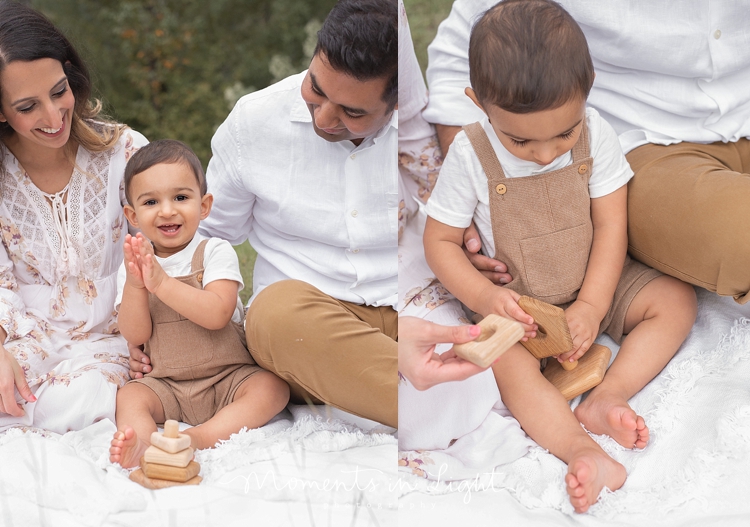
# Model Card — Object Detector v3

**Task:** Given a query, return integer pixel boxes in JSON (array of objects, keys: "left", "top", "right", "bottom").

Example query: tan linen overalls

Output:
[
  {"left": 463, "top": 122, "right": 662, "bottom": 344},
  {"left": 131, "top": 239, "right": 262, "bottom": 425}
]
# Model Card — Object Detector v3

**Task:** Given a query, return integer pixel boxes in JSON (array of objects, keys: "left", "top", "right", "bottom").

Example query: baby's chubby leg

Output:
[
  {"left": 575, "top": 276, "right": 697, "bottom": 448},
  {"left": 492, "top": 344, "right": 626, "bottom": 513},
  {"left": 183, "top": 370, "right": 290, "bottom": 451},
  {"left": 110, "top": 382, "right": 166, "bottom": 468}
]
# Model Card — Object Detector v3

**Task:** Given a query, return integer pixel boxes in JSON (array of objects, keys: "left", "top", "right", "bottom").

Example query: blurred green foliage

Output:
[
  {"left": 30, "top": 0, "right": 336, "bottom": 303},
  {"left": 403, "top": 0, "right": 454, "bottom": 76},
  {"left": 31, "top": 0, "right": 336, "bottom": 166}
]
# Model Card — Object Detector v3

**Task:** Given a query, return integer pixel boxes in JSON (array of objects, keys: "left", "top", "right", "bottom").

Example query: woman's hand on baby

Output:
[
  {"left": 478, "top": 286, "right": 537, "bottom": 340},
  {"left": 0, "top": 345, "right": 35, "bottom": 416},
  {"left": 561, "top": 300, "right": 601, "bottom": 363},
  {"left": 127, "top": 341, "right": 151, "bottom": 379},
  {"left": 463, "top": 223, "right": 512, "bottom": 285}
]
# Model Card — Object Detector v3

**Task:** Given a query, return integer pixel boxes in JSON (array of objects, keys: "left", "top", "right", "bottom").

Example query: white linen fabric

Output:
[
  {"left": 0, "top": 128, "right": 148, "bottom": 434},
  {"left": 399, "top": 289, "right": 750, "bottom": 526},
  {"left": 116, "top": 233, "right": 245, "bottom": 324},
  {"left": 0, "top": 405, "right": 396, "bottom": 526},
  {"left": 200, "top": 72, "right": 398, "bottom": 308},
  {"left": 423, "top": 0, "right": 750, "bottom": 153},
  {"left": 426, "top": 108, "right": 633, "bottom": 257}
]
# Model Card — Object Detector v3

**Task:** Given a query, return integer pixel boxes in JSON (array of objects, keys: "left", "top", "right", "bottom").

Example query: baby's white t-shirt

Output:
[
  {"left": 426, "top": 107, "right": 633, "bottom": 257},
  {"left": 115, "top": 233, "right": 245, "bottom": 324}
]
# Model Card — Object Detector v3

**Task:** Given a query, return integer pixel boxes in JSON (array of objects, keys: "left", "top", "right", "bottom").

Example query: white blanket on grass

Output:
[
  {"left": 0, "top": 405, "right": 397, "bottom": 526},
  {"left": 398, "top": 288, "right": 750, "bottom": 525}
]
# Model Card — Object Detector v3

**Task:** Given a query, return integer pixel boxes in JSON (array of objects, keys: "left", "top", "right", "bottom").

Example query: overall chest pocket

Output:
[
  {"left": 519, "top": 222, "right": 592, "bottom": 300},
  {"left": 150, "top": 318, "right": 215, "bottom": 371}
]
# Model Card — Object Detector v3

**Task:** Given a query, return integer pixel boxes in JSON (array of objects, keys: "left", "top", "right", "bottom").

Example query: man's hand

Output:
[
  {"left": 463, "top": 223, "right": 512, "bottom": 285},
  {"left": 128, "top": 341, "right": 151, "bottom": 379},
  {"left": 399, "top": 317, "right": 489, "bottom": 390}
]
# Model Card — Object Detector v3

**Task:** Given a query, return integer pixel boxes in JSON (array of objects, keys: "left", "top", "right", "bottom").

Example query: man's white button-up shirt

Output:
[{"left": 201, "top": 72, "right": 398, "bottom": 308}]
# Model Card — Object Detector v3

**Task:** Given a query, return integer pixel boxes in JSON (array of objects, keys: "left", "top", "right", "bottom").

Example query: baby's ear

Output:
[
  {"left": 123, "top": 205, "right": 139, "bottom": 227},
  {"left": 465, "top": 88, "right": 485, "bottom": 112},
  {"left": 200, "top": 193, "right": 213, "bottom": 220}
]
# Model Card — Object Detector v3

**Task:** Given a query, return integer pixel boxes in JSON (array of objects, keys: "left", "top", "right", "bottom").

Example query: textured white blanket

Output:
[
  {"left": 399, "top": 288, "right": 750, "bottom": 526},
  {"left": 0, "top": 405, "right": 397, "bottom": 526}
]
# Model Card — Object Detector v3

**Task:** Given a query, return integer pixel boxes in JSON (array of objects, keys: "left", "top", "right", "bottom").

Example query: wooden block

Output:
[
  {"left": 144, "top": 445, "right": 193, "bottom": 468},
  {"left": 518, "top": 296, "right": 574, "bottom": 360},
  {"left": 543, "top": 344, "right": 611, "bottom": 400},
  {"left": 129, "top": 468, "right": 202, "bottom": 489},
  {"left": 150, "top": 431, "right": 191, "bottom": 454},
  {"left": 163, "top": 419, "right": 180, "bottom": 438},
  {"left": 141, "top": 457, "right": 200, "bottom": 483},
  {"left": 453, "top": 314, "right": 524, "bottom": 368}
]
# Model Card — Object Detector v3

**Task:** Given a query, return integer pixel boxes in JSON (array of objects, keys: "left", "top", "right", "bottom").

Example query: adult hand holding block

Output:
[{"left": 452, "top": 314, "right": 524, "bottom": 368}]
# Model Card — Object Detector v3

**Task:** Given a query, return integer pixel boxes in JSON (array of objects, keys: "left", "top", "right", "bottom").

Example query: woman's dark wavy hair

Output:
[
  {"left": 314, "top": 0, "right": 398, "bottom": 111},
  {"left": 469, "top": 0, "right": 594, "bottom": 113},
  {"left": 0, "top": 1, "right": 124, "bottom": 153}
]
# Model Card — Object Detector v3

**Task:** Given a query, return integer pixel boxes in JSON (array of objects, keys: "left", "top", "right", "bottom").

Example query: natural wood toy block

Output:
[
  {"left": 543, "top": 344, "right": 611, "bottom": 400},
  {"left": 144, "top": 445, "right": 193, "bottom": 468},
  {"left": 518, "top": 296, "right": 575, "bottom": 363},
  {"left": 129, "top": 468, "right": 202, "bottom": 489},
  {"left": 141, "top": 457, "right": 201, "bottom": 483},
  {"left": 150, "top": 431, "right": 191, "bottom": 454},
  {"left": 163, "top": 419, "right": 180, "bottom": 438},
  {"left": 453, "top": 314, "right": 524, "bottom": 368}
]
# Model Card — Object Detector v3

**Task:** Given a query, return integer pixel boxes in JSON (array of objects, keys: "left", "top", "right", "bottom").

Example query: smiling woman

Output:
[{"left": 0, "top": 1, "right": 149, "bottom": 433}]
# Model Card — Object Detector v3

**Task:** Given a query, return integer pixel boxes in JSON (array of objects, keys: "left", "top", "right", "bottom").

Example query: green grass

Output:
[
  {"left": 404, "top": 0, "right": 455, "bottom": 75},
  {"left": 233, "top": 241, "right": 257, "bottom": 305}
]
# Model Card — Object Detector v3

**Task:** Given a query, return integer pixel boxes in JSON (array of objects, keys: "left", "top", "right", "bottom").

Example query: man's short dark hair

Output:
[
  {"left": 124, "top": 139, "right": 206, "bottom": 205},
  {"left": 469, "top": 0, "right": 594, "bottom": 113},
  {"left": 314, "top": 0, "right": 397, "bottom": 110}
]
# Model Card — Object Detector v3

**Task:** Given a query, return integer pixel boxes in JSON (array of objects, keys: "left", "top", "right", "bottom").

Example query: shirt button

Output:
[
  {"left": 350, "top": 154, "right": 357, "bottom": 160},
  {"left": 714, "top": 29, "right": 722, "bottom": 39},
  {"left": 351, "top": 210, "right": 358, "bottom": 217},
  {"left": 578, "top": 164, "right": 588, "bottom": 175},
  {"left": 495, "top": 183, "right": 507, "bottom": 195},
  {"left": 352, "top": 248, "right": 360, "bottom": 253}
]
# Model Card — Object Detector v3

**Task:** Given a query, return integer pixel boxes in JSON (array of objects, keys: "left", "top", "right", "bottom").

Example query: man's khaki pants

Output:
[
  {"left": 246, "top": 280, "right": 397, "bottom": 428},
  {"left": 627, "top": 139, "right": 750, "bottom": 303}
]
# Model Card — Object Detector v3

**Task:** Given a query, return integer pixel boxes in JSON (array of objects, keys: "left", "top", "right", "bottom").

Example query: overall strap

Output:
[
  {"left": 463, "top": 122, "right": 508, "bottom": 180},
  {"left": 189, "top": 239, "right": 210, "bottom": 274},
  {"left": 570, "top": 118, "right": 590, "bottom": 162}
]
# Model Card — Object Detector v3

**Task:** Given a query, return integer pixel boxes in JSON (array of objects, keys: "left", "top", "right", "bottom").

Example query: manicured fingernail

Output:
[
  {"left": 494, "top": 266, "right": 504, "bottom": 273},
  {"left": 469, "top": 325, "right": 481, "bottom": 337},
  {"left": 141, "top": 358, "right": 148, "bottom": 363},
  {"left": 467, "top": 239, "right": 479, "bottom": 251}
]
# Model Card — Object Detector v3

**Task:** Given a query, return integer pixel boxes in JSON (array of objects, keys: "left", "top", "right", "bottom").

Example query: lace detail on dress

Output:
[{"left": 0, "top": 145, "right": 114, "bottom": 289}]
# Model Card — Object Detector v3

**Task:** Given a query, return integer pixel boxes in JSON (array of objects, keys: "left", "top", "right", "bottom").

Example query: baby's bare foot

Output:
[
  {"left": 109, "top": 426, "right": 149, "bottom": 468},
  {"left": 565, "top": 448, "right": 626, "bottom": 513},
  {"left": 574, "top": 391, "right": 648, "bottom": 449}
]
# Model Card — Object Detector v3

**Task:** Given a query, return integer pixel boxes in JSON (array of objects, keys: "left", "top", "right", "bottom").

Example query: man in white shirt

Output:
[
  {"left": 129, "top": 0, "right": 398, "bottom": 428},
  {"left": 424, "top": 0, "right": 750, "bottom": 305}
]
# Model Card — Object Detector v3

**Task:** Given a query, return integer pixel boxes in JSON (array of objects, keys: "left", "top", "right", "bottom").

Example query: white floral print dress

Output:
[{"left": 0, "top": 127, "right": 147, "bottom": 434}]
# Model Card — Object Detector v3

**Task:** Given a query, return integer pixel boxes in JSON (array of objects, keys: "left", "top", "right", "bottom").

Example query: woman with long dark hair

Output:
[{"left": 0, "top": 1, "right": 147, "bottom": 432}]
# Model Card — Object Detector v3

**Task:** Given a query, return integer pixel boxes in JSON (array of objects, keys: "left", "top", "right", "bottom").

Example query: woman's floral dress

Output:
[{"left": 0, "top": 128, "right": 147, "bottom": 433}]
